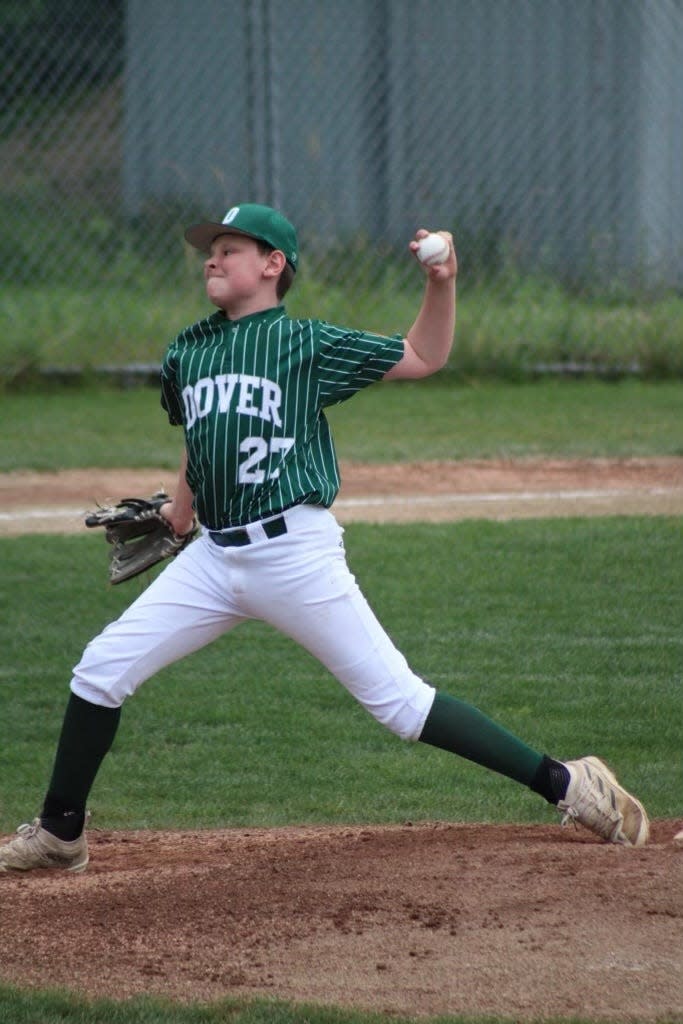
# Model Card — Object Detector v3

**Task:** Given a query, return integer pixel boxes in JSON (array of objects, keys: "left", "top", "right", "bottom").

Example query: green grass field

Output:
[
  {"left": 1, "top": 378, "right": 682, "bottom": 471},
  {"left": 3, "top": 988, "right": 603, "bottom": 1024},
  {"left": 1, "top": 517, "right": 680, "bottom": 833},
  {"left": 1, "top": 379, "right": 681, "bottom": 1024}
]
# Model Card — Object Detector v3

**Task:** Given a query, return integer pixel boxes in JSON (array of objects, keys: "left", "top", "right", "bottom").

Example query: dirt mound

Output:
[{"left": 1, "top": 821, "right": 682, "bottom": 1020}]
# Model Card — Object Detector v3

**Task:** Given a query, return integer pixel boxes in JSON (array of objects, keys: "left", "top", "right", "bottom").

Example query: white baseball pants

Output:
[{"left": 71, "top": 505, "right": 435, "bottom": 740}]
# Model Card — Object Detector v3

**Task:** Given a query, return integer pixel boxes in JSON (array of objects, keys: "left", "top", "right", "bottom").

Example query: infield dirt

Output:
[{"left": 2, "top": 456, "right": 683, "bottom": 533}]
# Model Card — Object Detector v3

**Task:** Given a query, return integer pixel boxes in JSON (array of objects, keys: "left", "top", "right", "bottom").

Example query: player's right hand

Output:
[{"left": 159, "top": 500, "right": 196, "bottom": 538}]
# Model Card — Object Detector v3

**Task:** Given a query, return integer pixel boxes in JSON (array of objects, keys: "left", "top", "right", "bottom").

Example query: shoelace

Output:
[
  {"left": 15, "top": 819, "right": 41, "bottom": 840},
  {"left": 560, "top": 783, "right": 625, "bottom": 842}
]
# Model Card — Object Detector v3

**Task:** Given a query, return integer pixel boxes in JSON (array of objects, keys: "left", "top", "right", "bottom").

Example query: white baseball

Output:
[
  {"left": 674, "top": 829, "right": 683, "bottom": 846},
  {"left": 416, "top": 232, "right": 450, "bottom": 266}
]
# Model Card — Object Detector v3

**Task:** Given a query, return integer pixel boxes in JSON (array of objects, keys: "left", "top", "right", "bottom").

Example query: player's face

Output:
[{"left": 204, "top": 234, "right": 270, "bottom": 311}]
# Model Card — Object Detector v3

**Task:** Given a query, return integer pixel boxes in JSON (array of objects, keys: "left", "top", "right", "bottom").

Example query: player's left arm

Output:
[
  {"left": 384, "top": 229, "right": 457, "bottom": 381},
  {"left": 159, "top": 447, "right": 197, "bottom": 534}
]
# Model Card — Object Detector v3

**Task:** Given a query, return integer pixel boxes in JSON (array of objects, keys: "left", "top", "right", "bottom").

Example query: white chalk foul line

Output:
[
  {"left": 0, "top": 507, "right": 89, "bottom": 521},
  {"left": 0, "top": 487, "right": 681, "bottom": 524},
  {"left": 335, "top": 487, "right": 683, "bottom": 509}
]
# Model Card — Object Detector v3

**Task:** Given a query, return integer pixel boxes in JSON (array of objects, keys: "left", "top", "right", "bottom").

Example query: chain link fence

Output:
[{"left": 2, "top": 0, "right": 683, "bottom": 370}]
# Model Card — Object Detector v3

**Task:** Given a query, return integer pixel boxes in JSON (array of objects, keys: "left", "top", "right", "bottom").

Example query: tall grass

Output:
[{"left": 3, "top": 270, "right": 683, "bottom": 387}]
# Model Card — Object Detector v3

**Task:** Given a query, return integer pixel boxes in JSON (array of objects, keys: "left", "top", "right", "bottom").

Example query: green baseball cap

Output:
[{"left": 184, "top": 203, "right": 298, "bottom": 271}]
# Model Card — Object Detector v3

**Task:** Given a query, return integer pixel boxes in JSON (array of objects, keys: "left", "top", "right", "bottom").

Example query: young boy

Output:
[{"left": 0, "top": 203, "right": 649, "bottom": 873}]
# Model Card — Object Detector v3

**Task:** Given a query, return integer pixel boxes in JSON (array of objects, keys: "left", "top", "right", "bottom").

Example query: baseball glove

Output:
[{"left": 85, "top": 491, "right": 197, "bottom": 585}]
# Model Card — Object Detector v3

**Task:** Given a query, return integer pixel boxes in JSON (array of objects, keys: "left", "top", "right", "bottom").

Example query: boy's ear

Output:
[{"left": 263, "top": 249, "right": 287, "bottom": 279}]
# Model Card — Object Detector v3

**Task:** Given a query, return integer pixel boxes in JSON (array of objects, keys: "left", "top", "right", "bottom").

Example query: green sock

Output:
[
  {"left": 42, "top": 692, "right": 121, "bottom": 818},
  {"left": 419, "top": 691, "right": 544, "bottom": 787}
]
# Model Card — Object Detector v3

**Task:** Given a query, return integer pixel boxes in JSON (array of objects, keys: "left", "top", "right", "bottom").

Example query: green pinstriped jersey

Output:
[{"left": 160, "top": 305, "right": 404, "bottom": 529}]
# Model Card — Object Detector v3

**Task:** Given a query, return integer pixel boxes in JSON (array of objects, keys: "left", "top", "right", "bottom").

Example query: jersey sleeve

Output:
[
  {"left": 316, "top": 323, "right": 405, "bottom": 406},
  {"left": 159, "top": 346, "right": 185, "bottom": 426}
]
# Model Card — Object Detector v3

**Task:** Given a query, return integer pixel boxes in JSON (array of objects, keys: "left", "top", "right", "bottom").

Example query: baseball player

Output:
[{"left": 0, "top": 203, "right": 649, "bottom": 873}]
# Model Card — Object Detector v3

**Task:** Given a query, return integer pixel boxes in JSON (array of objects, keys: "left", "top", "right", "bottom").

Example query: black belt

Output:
[{"left": 208, "top": 514, "right": 288, "bottom": 547}]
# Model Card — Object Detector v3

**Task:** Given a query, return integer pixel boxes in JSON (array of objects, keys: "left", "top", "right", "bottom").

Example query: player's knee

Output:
[
  {"left": 70, "top": 676, "right": 125, "bottom": 710},
  {"left": 367, "top": 677, "right": 436, "bottom": 741},
  {"left": 379, "top": 706, "right": 428, "bottom": 741}
]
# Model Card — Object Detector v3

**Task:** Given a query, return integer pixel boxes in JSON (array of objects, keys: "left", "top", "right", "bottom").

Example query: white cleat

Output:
[
  {"left": 558, "top": 756, "right": 649, "bottom": 846},
  {"left": 0, "top": 818, "right": 88, "bottom": 873}
]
